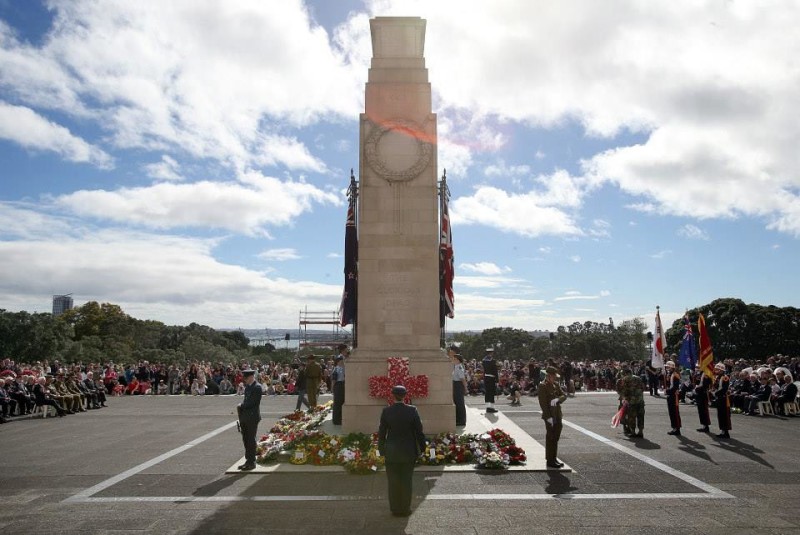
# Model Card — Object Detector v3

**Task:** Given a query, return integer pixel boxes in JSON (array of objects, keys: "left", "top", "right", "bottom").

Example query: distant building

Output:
[{"left": 52, "top": 294, "right": 74, "bottom": 316}]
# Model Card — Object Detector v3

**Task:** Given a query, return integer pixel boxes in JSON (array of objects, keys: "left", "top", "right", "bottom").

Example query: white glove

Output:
[
  {"left": 546, "top": 418, "right": 554, "bottom": 426},
  {"left": 550, "top": 398, "right": 559, "bottom": 407}
]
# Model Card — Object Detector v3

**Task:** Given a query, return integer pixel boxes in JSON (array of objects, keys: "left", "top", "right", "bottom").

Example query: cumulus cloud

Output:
[
  {"left": 677, "top": 223, "right": 710, "bottom": 240},
  {"left": 258, "top": 248, "right": 301, "bottom": 261},
  {"left": 554, "top": 290, "right": 609, "bottom": 302},
  {"left": 459, "top": 262, "right": 511, "bottom": 275},
  {"left": 53, "top": 172, "right": 340, "bottom": 236},
  {"left": 366, "top": 0, "right": 800, "bottom": 235},
  {"left": 0, "top": 102, "right": 112, "bottom": 168},
  {"left": 0, "top": 1, "right": 365, "bottom": 172},
  {"left": 144, "top": 155, "right": 182, "bottom": 181}
]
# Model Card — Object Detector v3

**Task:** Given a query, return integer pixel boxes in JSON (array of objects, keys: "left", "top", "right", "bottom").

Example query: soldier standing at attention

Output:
[
  {"left": 665, "top": 361, "right": 682, "bottom": 436},
  {"left": 237, "top": 368, "right": 262, "bottom": 471},
  {"left": 482, "top": 347, "right": 499, "bottom": 413},
  {"left": 694, "top": 369, "right": 713, "bottom": 433},
  {"left": 304, "top": 355, "right": 322, "bottom": 409},
  {"left": 378, "top": 385, "right": 427, "bottom": 517},
  {"left": 538, "top": 366, "right": 567, "bottom": 469},
  {"left": 711, "top": 362, "right": 732, "bottom": 439},
  {"left": 622, "top": 367, "right": 646, "bottom": 438}
]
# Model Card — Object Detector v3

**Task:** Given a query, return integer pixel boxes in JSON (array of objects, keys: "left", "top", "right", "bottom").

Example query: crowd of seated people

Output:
[
  {"left": 0, "top": 362, "right": 108, "bottom": 422},
  {"left": 2, "top": 352, "right": 797, "bottom": 423}
]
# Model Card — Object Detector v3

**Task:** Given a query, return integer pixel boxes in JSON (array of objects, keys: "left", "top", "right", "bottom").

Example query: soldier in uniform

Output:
[
  {"left": 45, "top": 375, "right": 73, "bottom": 413},
  {"left": 54, "top": 374, "right": 83, "bottom": 413},
  {"left": 538, "top": 366, "right": 567, "bottom": 468},
  {"left": 694, "top": 369, "right": 713, "bottom": 433},
  {"left": 378, "top": 385, "right": 426, "bottom": 517},
  {"left": 482, "top": 348, "right": 499, "bottom": 413},
  {"left": 711, "top": 362, "right": 731, "bottom": 439},
  {"left": 621, "top": 367, "right": 646, "bottom": 438},
  {"left": 304, "top": 355, "right": 322, "bottom": 409},
  {"left": 236, "top": 368, "right": 262, "bottom": 471},
  {"left": 665, "top": 361, "right": 682, "bottom": 436}
]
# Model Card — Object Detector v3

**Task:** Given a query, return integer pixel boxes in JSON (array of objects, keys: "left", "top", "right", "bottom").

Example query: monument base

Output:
[{"left": 342, "top": 348, "right": 455, "bottom": 435}]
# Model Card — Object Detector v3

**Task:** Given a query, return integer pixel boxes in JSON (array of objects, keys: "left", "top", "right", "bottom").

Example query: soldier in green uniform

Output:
[
  {"left": 65, "top": 373, "right": 90, "bottom": 410},
  {"left": 53, "top": 374, "right": 82, "bottom": 413},
  {"left": 304, "top": 355, "right": 322, "bottom": 409},
  {"left": 538, "top": 366, "right": 567, "bottom": 468},
  {"left": 621, "top": 368, "right": 646, "bottom": 438}
]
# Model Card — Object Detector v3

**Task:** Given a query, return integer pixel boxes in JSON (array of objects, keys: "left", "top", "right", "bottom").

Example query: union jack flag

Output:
[
  {"left": 439, "top": 171, "right": 454, "bottom": 328},
  {"left": 678, "top": 314, "right": 697, "bottom": 370}
]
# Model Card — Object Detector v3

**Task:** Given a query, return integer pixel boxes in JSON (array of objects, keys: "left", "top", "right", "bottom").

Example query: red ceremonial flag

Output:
[
  {"left": 697, "top": 313, "right": 715, "bottom": 380},
  {"left": 439, "top": 171, "right": 454, "bottom": 328},
  {"left": 651, "top": 306, "right": 666, "bottom": 368}
]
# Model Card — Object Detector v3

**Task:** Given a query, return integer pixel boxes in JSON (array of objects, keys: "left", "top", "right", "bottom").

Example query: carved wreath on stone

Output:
[{"left": 364, "top": 118, "right": 433, "bottom": 182}]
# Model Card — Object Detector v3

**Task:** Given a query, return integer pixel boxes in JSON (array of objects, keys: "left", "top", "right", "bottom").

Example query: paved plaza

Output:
[{"left": 1, "top": 391, "right": 798, "bottom": 534}]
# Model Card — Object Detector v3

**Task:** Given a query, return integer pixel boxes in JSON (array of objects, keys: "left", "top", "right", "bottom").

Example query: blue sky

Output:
[{"left": 1, "top": 0, "right": 798, "bottom": 333}]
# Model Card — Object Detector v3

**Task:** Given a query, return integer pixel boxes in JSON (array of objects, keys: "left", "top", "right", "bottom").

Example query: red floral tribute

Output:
[{"left": 368, "top": 357, "right": 429, "bottom": 404}]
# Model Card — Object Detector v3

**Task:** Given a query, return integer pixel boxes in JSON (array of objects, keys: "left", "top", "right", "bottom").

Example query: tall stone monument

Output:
[{"left": 343, "top": 17, "right": 454, "bottom": 434}]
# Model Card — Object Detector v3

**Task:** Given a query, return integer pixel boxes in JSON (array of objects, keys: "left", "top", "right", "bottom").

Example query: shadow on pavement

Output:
[
  {"left": 710, "top": 436, "right": 774, "bottom": 469},
  {"left": 192, "top": 474, "right": 246, "bottom": 497},
  {"left": 545, "top": 471, "right": 579, "bottom": 496},
  {"left": 675, "top": 435, "right": 717, "bottom": 464},
  {"left": 627, "top": 436, "right": 661, "bottom": 450}
]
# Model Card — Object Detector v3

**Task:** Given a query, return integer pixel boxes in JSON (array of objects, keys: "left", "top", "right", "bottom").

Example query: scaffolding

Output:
[{"left": 298, "top": 307, "right": 352, "bottom": 350}]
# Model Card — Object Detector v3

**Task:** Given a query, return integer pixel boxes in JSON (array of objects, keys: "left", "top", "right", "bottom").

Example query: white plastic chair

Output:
[{"left": 756, "top": 401, "right": 774, "bottom": 416}]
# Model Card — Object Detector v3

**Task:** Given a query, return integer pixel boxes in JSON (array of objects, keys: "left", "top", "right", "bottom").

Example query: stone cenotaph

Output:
[{"left": 343, "top": 17, "right": 454, "bottom": 434}]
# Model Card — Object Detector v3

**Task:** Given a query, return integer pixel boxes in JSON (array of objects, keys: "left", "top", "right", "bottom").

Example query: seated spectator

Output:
[
  {"left": 191, "top": 379, "right": 202, "bottom": 396},
  {"left": 772, "top": 369, "right": 798, "bottom": 414},
  {"left": 219, "top": 377, "right": 235, "bottom": 395},
  {"left": 745, "top": 371, "right": 773, "bottom": 415},
  {"left": 157, "top": 380, "right": 169, "bottom": 395},
  {"left": 33, "top": 376, "right": 66, "bottom": 417}
]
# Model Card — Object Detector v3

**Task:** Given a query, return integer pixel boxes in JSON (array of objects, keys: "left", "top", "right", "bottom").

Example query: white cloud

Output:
[
  {"left": 258, "top": 248, "right": 301, "bottom": 261},
  {"left": 451, "top": 170, "right": 588, "bottom": 237},
  {"left": 484, "top": 160, "right": 531, "bottom": 179},
  {"left": 0, "top": 102, "right": 112, "bottom": 168},
  {"left": 459, "top": 262, "right": 511, "bottom": 275},
  {"left": 538, "top": 246, "right": 551, "bottom": 254},
  {"left": 570, "top": 255, "right": 581, "bottom": 263},
  {"left": 650, "top": 250, "right": 672, "bottom": 259},
  {"left": 365, "top": 0, "right": 800, "bottom": 235},
  {"left": 53, "top": 172, "right": 340, "bottom": 236},
  {"left": 677, "top": 223, "right": 710, "bottom": 240},
  {"left": 589, "top": 219, "right": 611, "bottom": 238},
  {"left": 0, "top": 208, "right": 341, "bottom": 328},
  {"left": 554, "top": 290, "right": 609, "bottom": 302},
  {"left": 0, "top": 2, "right": 366, "bottom": 173},
  {"left": 144, "top": 155, "right": 182, "bottom": 181}
]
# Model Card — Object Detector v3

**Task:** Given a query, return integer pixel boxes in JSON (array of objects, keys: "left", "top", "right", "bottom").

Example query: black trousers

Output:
[
  {"left": 667, "top": 393, "right": 681, "bottom": 429},
  {"left": 240, "top": 419, "right": 258, "bottom": 464},
  {"left": 696, "top": 394, "right": 711, "bottom": 426},
  {"left": 452, "top": 381, "right": 466, "bottom": 425},
  {"left": 648, "top": 374, "right": 660, "bottom": 394},
  {"left": 484, "top": 377, "right": 496, "bottom": 404},
  {"left": 385, "top": 461, "right": 414, "bottom": 514},
  {"left": 332, "top": 382, "right": 345, "bottom": 424},
  {"left": 544, "top": 417, "right": 563, "bottom": 462}
]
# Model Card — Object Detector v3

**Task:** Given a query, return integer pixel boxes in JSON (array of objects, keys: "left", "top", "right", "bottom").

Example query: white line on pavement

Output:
[{"left": 63, "top": 421, "right": 237, "bottom": 503}]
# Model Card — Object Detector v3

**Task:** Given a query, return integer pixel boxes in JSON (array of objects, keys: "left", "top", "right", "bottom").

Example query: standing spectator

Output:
[{"left": 293, "top": 362, "right": 311, "bottom": 412}]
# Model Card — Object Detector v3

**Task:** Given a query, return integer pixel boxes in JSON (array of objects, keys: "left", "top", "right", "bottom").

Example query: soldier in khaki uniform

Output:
[
  {"left": 47, "top": 376, "right": 76, "bottom": 413},
  {"left": 66, "top": 373, "right": 91, "bottom": 410},
  {"left": 621, "top": 368, "right": 645, "bottom": 438},
  {"left": 538, "top": 366, "right": 567, "bottom": 468},
  {"left": 55, "top": 374, "right": 83, "bottom": 412},
  {"left": 304, "top": 355, "right": 322, "bottom": 408}
]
